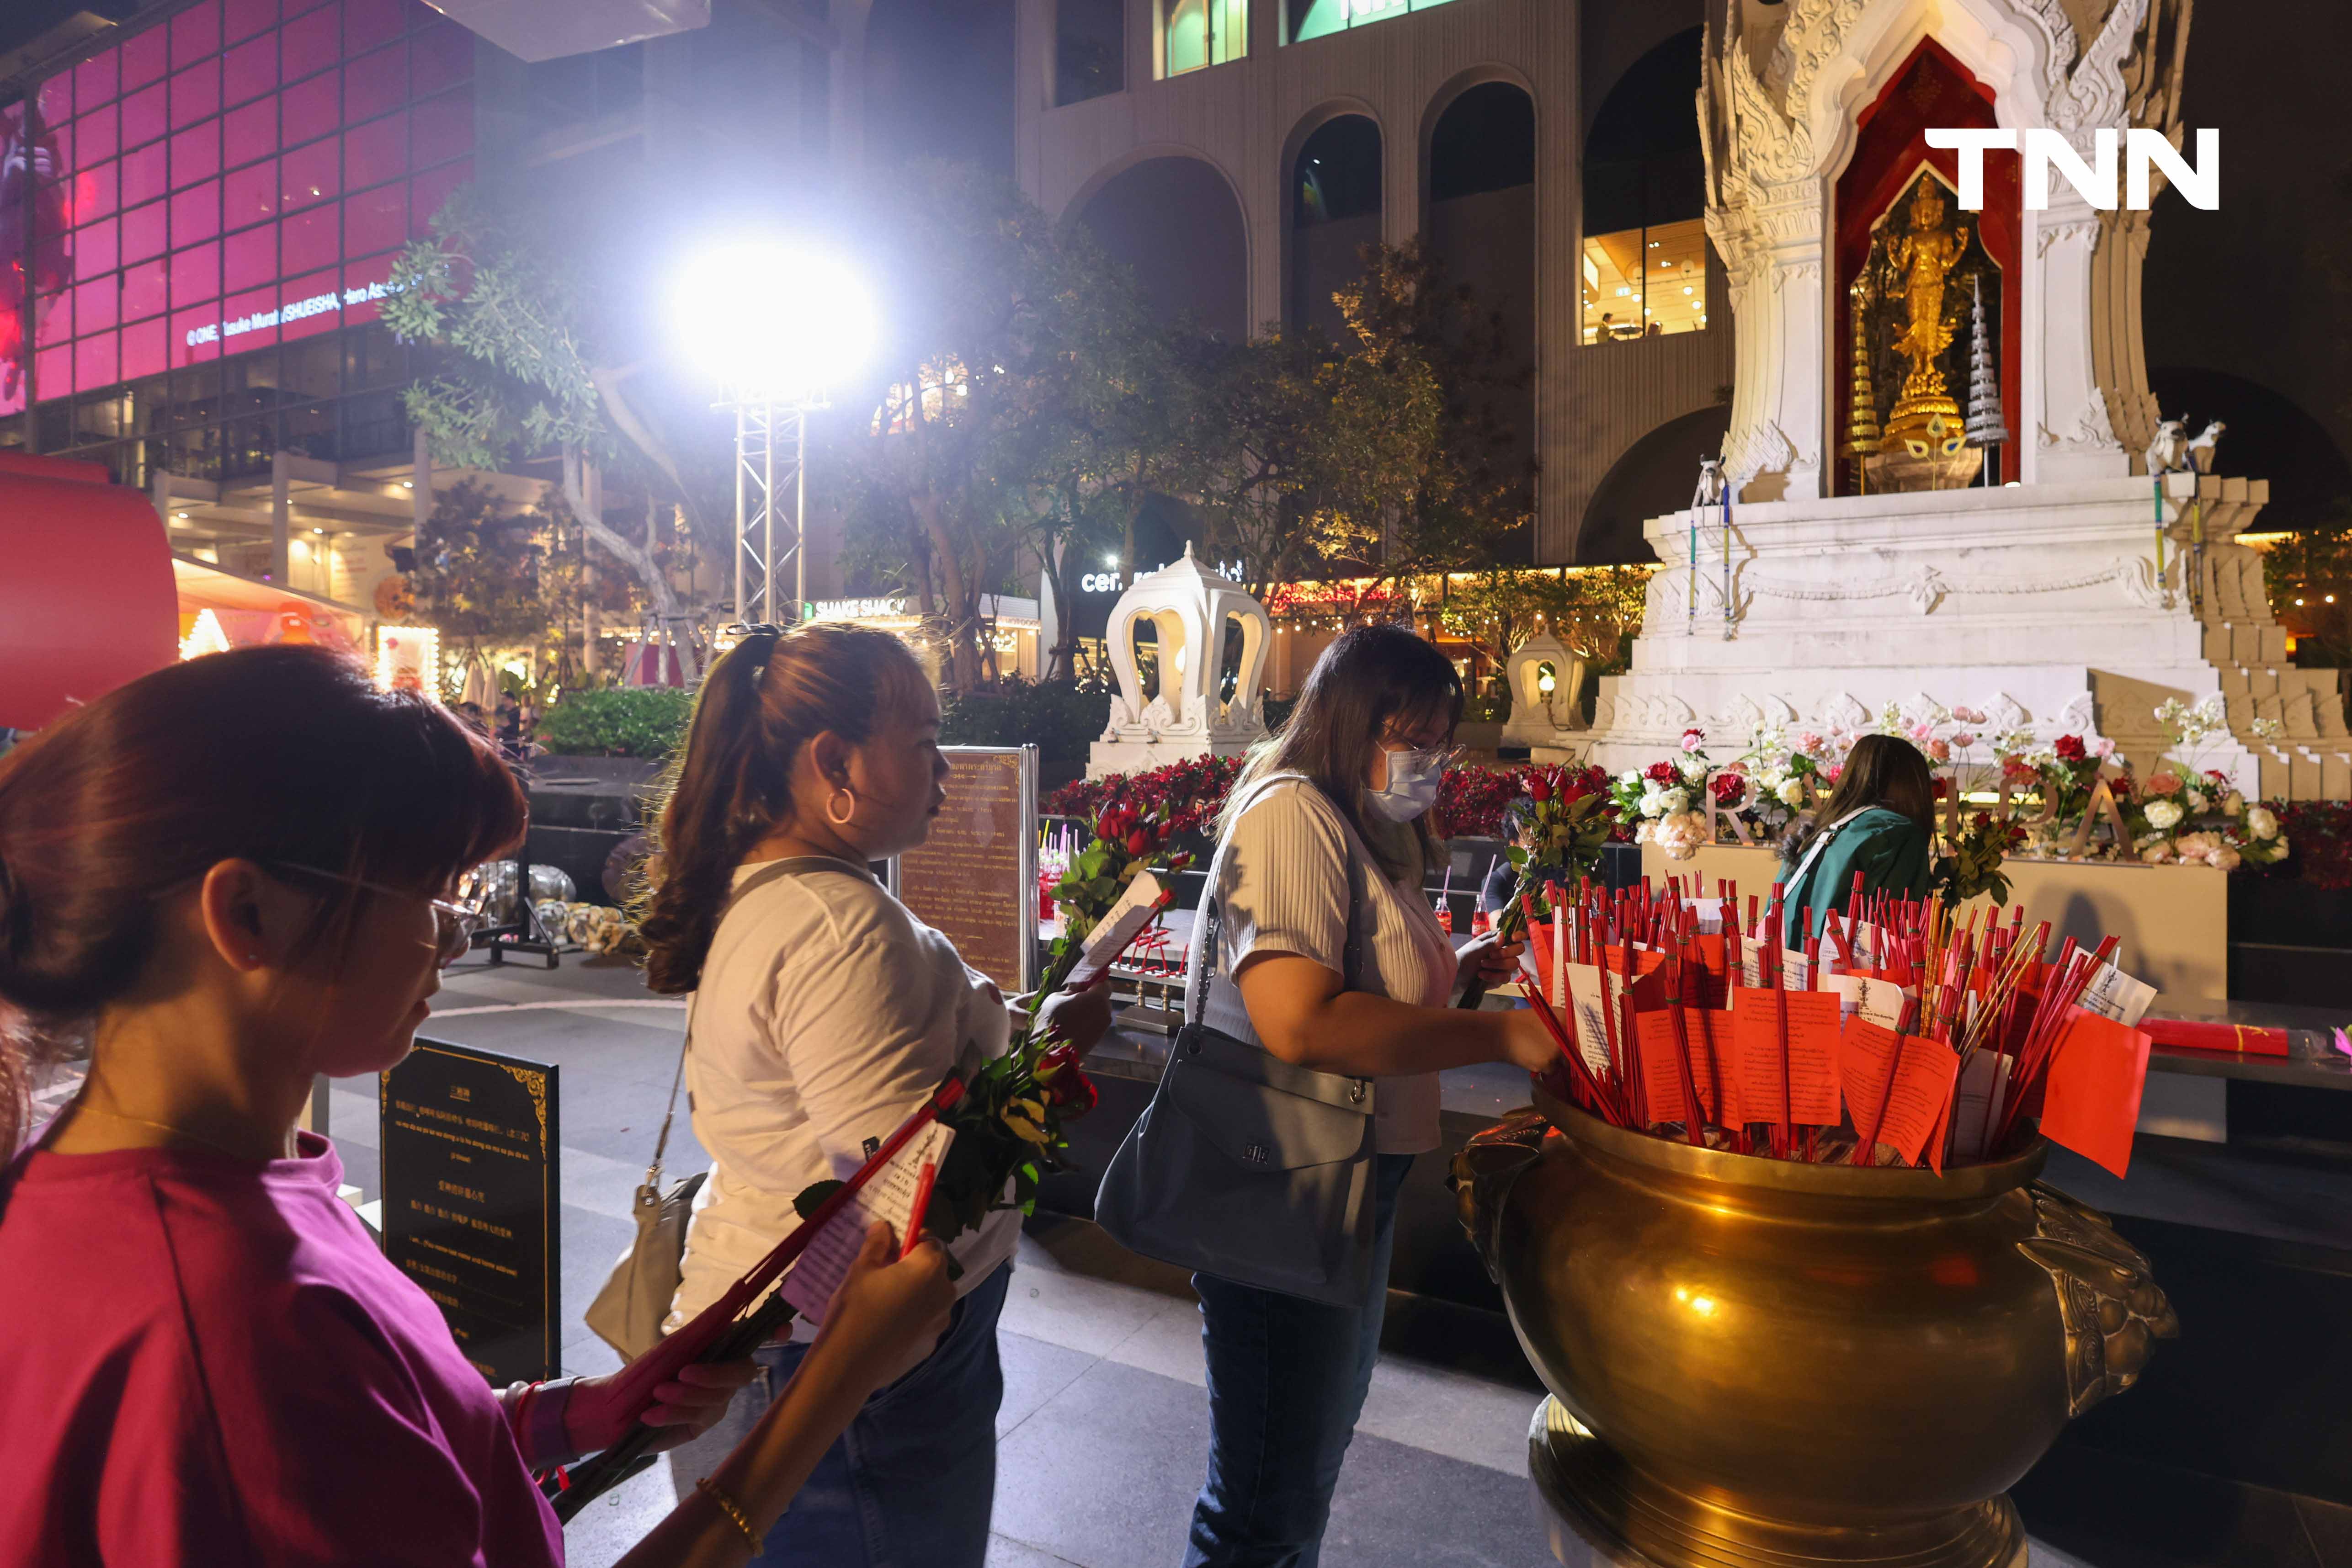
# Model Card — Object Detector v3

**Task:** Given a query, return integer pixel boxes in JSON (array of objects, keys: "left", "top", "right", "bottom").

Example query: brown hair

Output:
[
  {"left": 1779, "top": 732, "right": 1937, "bottom": 866},
  {"left": 0, "top": 646, "right": 527, "bottom": 1156},
  {"left": 1219, "top": 623, "right": 1462, "bottom": 881},
  {"left": 636, "top": 622, "right": 931, "bottom": 994}
]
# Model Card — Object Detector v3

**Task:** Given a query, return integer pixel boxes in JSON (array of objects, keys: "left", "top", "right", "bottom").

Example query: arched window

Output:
[
  {"left": 1582, "top": 28, "right": 1707, "bottom": 345},
  {"left": 1288, "top": 0, "right": 1456, "bottom": 45},
  {"left": 1289, "top": 114, "right": 1380, "bottom": 335},
  {"left": 1159, "top": 0, "right": 1246, "bottom": 78}
]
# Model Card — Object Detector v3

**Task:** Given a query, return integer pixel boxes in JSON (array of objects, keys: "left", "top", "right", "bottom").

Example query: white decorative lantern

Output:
[
  {"left": 1088, "top": 543, "right": 1272, "bottom": 778},
  {"left": 1500, "top": 631, "right": 1587, "bottom": 746}
]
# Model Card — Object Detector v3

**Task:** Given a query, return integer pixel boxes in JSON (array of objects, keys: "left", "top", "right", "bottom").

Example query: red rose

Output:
[
  {"left": 1126, "top": 829, "right": 1153, "bottom": 856},
  {"left": 1526, "top": 773, "right": 1552, "bottom": 804},
  {"left": 2054, "top": 734, "right": 2086, "bottom": 762},
  {"left": 1095, "top": 813, "right": 1120, "bottom": 843},
  {"left": 1710, "top": 772, "right": 1745, "bottom": 805},
  {"left": 1035, "top": 1044, "right": 1100, "bottom": 1115},
  {"left": 1645, "top": 760, "right": 1678, "bottom": 785}
]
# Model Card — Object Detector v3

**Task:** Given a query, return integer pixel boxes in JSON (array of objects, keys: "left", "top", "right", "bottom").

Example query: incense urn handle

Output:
[
  {"left": 2018, "top": 1181, "right": 2180, "bottom": 1417},
  {"left": 1448, "top": 1106, "right": 1550, "bottom": 1284}
]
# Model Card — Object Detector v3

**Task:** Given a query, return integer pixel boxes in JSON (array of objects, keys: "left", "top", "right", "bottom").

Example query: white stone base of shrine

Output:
[
  {"left": 1086, "top": 735, "right": 1258, "bottom": 780},
  {"left": 1574, "top": 473, "right": 2317, "bottom": 797}
]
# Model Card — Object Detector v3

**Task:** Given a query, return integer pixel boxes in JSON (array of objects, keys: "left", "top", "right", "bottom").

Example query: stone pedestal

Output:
[{"left": 1581, "top": 473, "right": 2350, "bottom": 801}]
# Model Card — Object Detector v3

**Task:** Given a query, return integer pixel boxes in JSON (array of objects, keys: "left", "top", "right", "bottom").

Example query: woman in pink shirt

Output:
[{"left": 0, "top": 646, "right": 955, "bottom": 1568}]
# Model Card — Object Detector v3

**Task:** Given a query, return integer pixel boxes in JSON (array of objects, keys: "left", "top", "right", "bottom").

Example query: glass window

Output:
[
  {"left": 76, "top": 104, "right": 120, "bottom": 165},
  {"left": 226, "top": 0, "right": 278, "bottom": 45},
  {"left": 171, "top": 180, "right": 221, "bottom": 245},
  {"left": 224, "top": 34, "right": 276, "bottom": 107},
  {"left": 74, "top": 278, "right": 118, "bottom": 335},
  {"left": 172, "top": 122, "right": 222, "bottom": 189},
  {"left": 121, "top": 27, "right": 167, "bottom": 93},
  {"left": 342, "top": 319, "right": 402, "bottom": 387},
  {"left": 173, "top": 3, "right": 223, "bottom": 68},
  {"left": 38, "top": 69, "right": 71, "bottom": 124},
  {"left": 123, "top": 84, "right": 169, "bottom": 151},
  {"left": 1288, "top": 0, "right": 1455, "bottom": 43},
  {"left": 172, "top": 305, "right": 223, "bottom": 365},
  {"left": 224, "top": 223, "right": 276, "bottom": 290},
  {"left": 224, "top": 98, "right": 275, "bottom": 167},
  {"left": 1580, "top": 216, "right": 1706, "bottom": 342},
  {"left": 76, "top": 334, "right": 120, "bottom": 394},
  {"left": 75, "top": 49, "right": 118, "bottom": 109},
  {"left": 408, "top": 159, "right": 469, "bottom": 237},
  {"left": 343, "top": 111, "right": 406, "bottom": 188},
  {"left": 171, "top": 239, "right": 222, "bottom": 310},
  {"left": 225, "top": 160, "right": 279, "bottom": 226},
  {"left": 123, "top": 257, "right": 169, "bottom": 321},
  {"left": 282, "top": 330, "right": 340, "bottom": 395},
  {"left": 280, "top": 268, "right": 342, "bottom": 341},
  {"left": 281, "top": 138, "right": 338, "bottom": 209},
  {"left": 282, "top": 8, "right": 341, "bottom": 80},
  {"left": 122, "top": 201, "right": 168, "bottom": 264},
  {"left": 171, "top": 59, "right": 221, "bottom": 131},
  {"left": 281, "top": 207, "right": 338, "bottom": 275},
  {"left": 282, "top": 73, "right": 339, "bottom": 145},
  {"left": 342, "top": 184, "right": 404, "bottom": 256},
  {"left": 411, "top": 20, "right": 474, "bottom": 97},
  {"left": 74, "top": 217, "right": 119, "bottom": 282},
  {"left": 123, "top": 317, "right": 170, "bottom": 382},
  {"left": 341, "top": 250, "right": 398, "bottom": 324},
  {"left": 122, "top": 140, "right": 168, "bottom": 207},
  {"left": 412, "top": 91, "right": 471, "bottom": 167},
  {"left": 344, "top": 0, "right": 409, "bottom": 56},
  {"left": 1054, "top": 0, "right": 1123, "bottom": 106},
  {"left": 345, "top": 46, "right": 407, "bottom": 122},
  {"left": 1160, "top": 0, "right": 1244, "bottom": 78}
]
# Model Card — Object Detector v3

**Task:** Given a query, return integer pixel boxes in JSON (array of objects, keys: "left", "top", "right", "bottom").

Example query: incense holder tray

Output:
[{"left": 1453, "top": 1091, "right": 2176, "bottom": 1568}]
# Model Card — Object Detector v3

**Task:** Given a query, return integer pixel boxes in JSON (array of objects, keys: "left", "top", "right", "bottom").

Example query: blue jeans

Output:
[
  {"left": 1184, "top": 1153, "right": 1415, "bottom": 1568},
  {"left": 666, "top": 1261, "right": 1010, "bottom": 1568}
]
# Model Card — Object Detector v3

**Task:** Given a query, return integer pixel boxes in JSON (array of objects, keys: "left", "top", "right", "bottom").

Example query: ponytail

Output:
[{"left": 636, "top": 623, "right": 929, "bottom": 994}]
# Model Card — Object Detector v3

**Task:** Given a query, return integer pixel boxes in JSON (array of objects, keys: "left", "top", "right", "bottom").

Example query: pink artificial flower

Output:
[
  {"left": 2148, "top": 772, "right": 2182, "bottom": 796},
  {"left": 1926, "top": 739, "right": 1952, "bottom": 763},
  {"left": 1824, "top": 763, "right": 1844, "bottom": 784},
  {"left": 1797, "top": 731, "right": 1825, "bottom": 754},
  {"left": 1951, "top": 731, "right": 1977, "bottom": 749},
  {"left": 1952, "top": 706, "right": 1987, "bottom": 726},
  {"left": 1681, "top": 728, "right": 1705, "bottom": 753},
  {"left": 2093, "top": 737, "right": 2117, "bottom": 759},
  {"left": 1909, "top": 722, "right": 1936, "bottom": 744}
]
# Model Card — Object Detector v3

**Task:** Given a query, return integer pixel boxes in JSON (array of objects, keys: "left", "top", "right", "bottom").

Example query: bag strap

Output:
[
  {"left": 647, "top": 855, "right": 862, "bottom": 1186},
  {"left": 1189, "top": 779, "right": 1367, "bottom": 1034}
]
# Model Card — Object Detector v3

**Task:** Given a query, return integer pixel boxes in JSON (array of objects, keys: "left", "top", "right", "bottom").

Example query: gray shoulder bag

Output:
[
  {"left": 1093, "top": 787, "right": 1378, "bottom": 1307},
  {"left": 584, "top": 856, "right": 840, "bottom": 1359}
]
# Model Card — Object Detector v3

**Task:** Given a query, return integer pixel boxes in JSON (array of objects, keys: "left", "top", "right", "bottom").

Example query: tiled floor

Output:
[{"left": 65, "top": 948, "right": 2328, "bottom": 1568}]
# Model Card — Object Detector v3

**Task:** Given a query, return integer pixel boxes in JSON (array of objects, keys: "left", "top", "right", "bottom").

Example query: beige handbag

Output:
[{"left": 583, "top": 857, "right": 825, "bottom": 1359}]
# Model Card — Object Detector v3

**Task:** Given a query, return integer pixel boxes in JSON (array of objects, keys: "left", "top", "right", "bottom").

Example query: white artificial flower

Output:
[
  {"left": 2140, "top": 844, "right": 2171, "bottom": 864},
  {"left": 1660, "top": 787, "right": 1691, "bottom": 816},
  {"left": 1619, "top": 769, "right": 1642, "bottom": 788},
  {"left": 1776, "top": 778, "right": 1806, "bottom": 808},
  {"left": 1676, "top": 755, "right": 1708, "bottom": 785},
  {"left": 2212, "top": 845, "right": 2241, "bottom": 871},
  {"left": 2246, "top": 806, "right": 2278, "bottom": 840},
  {"left": 2184, "top": 788, "right": 2208, "bottom": 814},
  {"left": 2143, "top": 799, "right": 2184, "bottom": 830},
  {"left": 2223, "top": 791, "right": 2246, "bottom": 815}
]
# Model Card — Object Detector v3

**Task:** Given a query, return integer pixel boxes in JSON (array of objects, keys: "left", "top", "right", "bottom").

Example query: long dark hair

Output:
[
  {"left": 1219, "top": 623, "right": 1463, "bottom": 880},
  {"left": 1779, "top": 732, "right": 1937, "bottom": 866},
  {"left": 0, "top": 647, "right": 526, "bottom": 1156},
  {"left": 637, "top": 622, "right": 930, "bottom": 994}
]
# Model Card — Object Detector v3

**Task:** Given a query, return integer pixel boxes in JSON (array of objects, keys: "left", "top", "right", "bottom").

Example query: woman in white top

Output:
[
  {"left": 637, "top": 623, "right": 1112, "bottom": 1568},
  {"left": 1177, "top": 625, "right": 1557, "bottom": 1568}
]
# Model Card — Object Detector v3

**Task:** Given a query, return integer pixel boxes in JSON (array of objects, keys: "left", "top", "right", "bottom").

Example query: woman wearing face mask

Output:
[
  {"left": 639, "top": 622, "right": 1113, "bottom": 1568},
  {"left": 1169, "top": 625, "right": 1558, "bottom": 1568}
]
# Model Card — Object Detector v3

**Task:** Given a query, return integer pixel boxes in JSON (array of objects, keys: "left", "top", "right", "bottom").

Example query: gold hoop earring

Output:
[{"left": 825, "top": 786, "right": 856, "bottom": 827}]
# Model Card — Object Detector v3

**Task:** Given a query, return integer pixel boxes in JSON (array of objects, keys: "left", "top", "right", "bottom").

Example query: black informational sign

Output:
[{"left": 380, "top": 1037, "right": 560, "bottom": 1386}]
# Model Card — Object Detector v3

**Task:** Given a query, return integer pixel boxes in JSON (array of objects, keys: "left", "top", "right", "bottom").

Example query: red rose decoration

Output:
[
  {"left": 1035, "top": 1043, "right": 1100, "bottom": 1115},
  {"left": 1710, "top": 772, "right": 1745, "bottom": 805},
  {"left": 1526, "top": 773, "right": 1552, "bottom": 804},
  {"left": 1645, "top": 760, "right": 1678, "bottom": 785},
  {"left": 1095, "top": 813, "right": 1120, "bottom": 844},
  {"left": 2054, "top": 734, "right": 2086, "bottom": 762},
  {"left": 1126, "top": 829, "right": 1153, "bottom": 856}
]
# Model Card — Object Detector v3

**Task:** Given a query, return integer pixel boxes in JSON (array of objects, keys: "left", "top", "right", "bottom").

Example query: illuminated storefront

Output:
[{"left": 1, "top": 0, "right": 476, "bottom": 479}]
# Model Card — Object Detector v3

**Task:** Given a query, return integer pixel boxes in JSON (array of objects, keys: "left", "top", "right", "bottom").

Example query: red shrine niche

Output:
[{"left": 1833, "top": 41, "right": 2020, "bottom": 493}]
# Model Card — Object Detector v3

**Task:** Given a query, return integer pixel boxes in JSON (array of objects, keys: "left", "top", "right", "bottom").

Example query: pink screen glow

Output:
[{"left": 1, "top": 0, "right": 475, "bottom": 417}]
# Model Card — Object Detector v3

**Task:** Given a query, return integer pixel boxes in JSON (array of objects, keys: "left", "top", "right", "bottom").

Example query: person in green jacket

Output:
[{"left": 1779, "top": 733, "right": 1937, "bottom": 946}]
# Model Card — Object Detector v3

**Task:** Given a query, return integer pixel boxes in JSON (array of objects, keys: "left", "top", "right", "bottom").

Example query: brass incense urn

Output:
[{"left": 1453, "top": 1088, "right": 2176, "bottom": 1568}]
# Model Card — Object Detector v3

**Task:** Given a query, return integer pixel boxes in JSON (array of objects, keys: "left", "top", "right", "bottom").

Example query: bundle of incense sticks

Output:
[{"left": 1510, "top": 872, "right": 2150, "bottom": 1175}]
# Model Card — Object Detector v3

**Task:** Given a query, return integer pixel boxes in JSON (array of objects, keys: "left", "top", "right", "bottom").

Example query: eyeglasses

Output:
[{"left": 270, "top": 863, "right": 485, "bottom": 968}]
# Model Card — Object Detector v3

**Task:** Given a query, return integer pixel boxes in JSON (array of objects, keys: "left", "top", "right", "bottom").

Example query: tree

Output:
[
  {"left": 2264, "top": 515, "right": 2352, "bottom": 667},
  {"left": 833, "top": 162, "right": 1192, "bottom": 691},
  {"left": 406, "top": 479, "right": 647, "bottom": 687},
  {"left": 1438, "top": 566, "right": 1580, "bottom": 668},
  {"left": 1554, "top": 566, "right": 1652, "bottom": 674},
  {"left": 383, "top": 187, "right": 726, "bottom": 627}
]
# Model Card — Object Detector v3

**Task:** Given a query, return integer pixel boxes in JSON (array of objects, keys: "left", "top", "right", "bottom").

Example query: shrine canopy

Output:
[{"left": 0, "top": 454, "right": 176, "bottom": 731}]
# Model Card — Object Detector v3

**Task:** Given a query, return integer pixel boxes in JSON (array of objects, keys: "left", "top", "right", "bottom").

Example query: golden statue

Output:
[{"left": 1875, "top": 177, "right": 1971, "bottom": 455}]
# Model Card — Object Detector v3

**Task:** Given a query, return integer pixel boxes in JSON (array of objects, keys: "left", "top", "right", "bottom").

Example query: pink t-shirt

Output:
[{"left": 0, "top": 1131, "right": 564, "bottom": 1568}]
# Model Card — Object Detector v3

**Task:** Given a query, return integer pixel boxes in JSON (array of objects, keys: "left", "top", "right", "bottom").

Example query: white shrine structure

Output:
[
  {"left": 1089, "top": 545, "right": 1273, "bottom": 778},
  {"left": 1578, "top": 0, "right": 2349, "bottom": 801}
]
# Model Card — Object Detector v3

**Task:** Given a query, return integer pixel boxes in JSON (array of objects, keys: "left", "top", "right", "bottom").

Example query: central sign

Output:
[{"left": 891, "top": 746, "right": 1037, "bottom": 994}]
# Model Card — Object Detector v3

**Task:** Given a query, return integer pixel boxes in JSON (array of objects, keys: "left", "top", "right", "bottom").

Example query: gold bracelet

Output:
[{"left": 694, "top": 1476, "right": 761, "bottom": 1548}]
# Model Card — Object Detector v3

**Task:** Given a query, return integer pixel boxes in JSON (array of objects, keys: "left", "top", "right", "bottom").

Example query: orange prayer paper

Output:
[
  {"left": 1839, "top": 1020, "right": 1960, "bottom": 1165},
  {"left": 1682, "top": 933, "right": 1731, "bottom": 1009},
  {"left": 1731, "top": 987, "right": 1841, "bottom": 1125},
  {"left": 2040, "top": 1010, "right": 2153, "bottom": 1178},
  {"left": 1632, "top": 1010, "right": 1697, "bottom": 1128},
  {"left": 1682, "top": 1002, "right": 1742, "bottom": 1124}
]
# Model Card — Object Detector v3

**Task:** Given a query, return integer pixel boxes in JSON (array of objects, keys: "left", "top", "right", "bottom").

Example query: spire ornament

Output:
[{"left": 1964, "top": 273, "right": 2011, "bottom": 485}]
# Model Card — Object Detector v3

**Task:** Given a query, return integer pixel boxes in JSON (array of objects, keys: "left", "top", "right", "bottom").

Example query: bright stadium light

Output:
[{"left": 671, "top": 242, "right": 878, "bottom": 625}]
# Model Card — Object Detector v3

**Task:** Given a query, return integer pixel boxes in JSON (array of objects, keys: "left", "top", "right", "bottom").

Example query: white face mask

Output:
[{"left": 1367, "top": 745, "right": 1447, "bottom": 822}]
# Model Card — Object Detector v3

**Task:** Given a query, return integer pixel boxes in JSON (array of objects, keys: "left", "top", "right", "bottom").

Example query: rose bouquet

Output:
[
  {"left": 1933, "top": 810, "right": 2027, "bottom": 907},
  {"left": 1504, "top": 765, "right": 1618, "bottom": 919}
]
